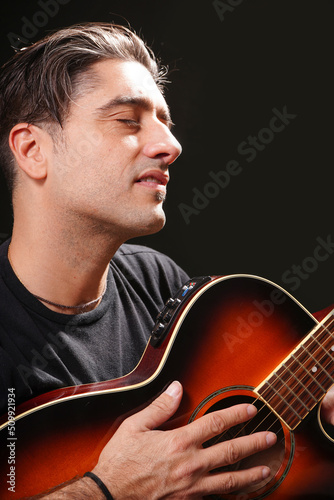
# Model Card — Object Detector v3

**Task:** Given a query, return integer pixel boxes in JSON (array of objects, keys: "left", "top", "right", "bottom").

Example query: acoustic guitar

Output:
[{"left": 0, "top": 274, "right": 333, "bottom": 499}]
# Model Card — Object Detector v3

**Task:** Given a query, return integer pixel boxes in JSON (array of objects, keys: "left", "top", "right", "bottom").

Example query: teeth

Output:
[{"left": 140, "top": 176, "right": 160, "bottom": 183}]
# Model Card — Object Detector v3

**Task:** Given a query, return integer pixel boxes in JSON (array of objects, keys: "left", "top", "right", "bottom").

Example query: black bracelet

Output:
[{"left": 83, "top": 471, "right": 114, "bottom": 500}]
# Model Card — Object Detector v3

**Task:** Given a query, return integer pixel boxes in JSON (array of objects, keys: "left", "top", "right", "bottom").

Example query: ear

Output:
[{"left": 8, "top": 123, "right": 50, "bottom": 180}]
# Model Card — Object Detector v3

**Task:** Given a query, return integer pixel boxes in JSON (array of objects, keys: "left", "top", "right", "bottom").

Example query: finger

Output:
[
  {"left": 321, "top": 385, "right": 334, "bottom": 425},
  {"left": 199, "top": 464, "right": 271, "bottom": 496},
  {"left": 200, "top": 430, "right": 277, "bottom": 472},
  {"left": 129, "top": 381, "right": 183, "bottom": 432},
  {"left": 182, "top": 403, "right": 258, "bottom": 446}
]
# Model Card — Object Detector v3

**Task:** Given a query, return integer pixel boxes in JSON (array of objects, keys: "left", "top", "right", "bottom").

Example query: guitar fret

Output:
[
  {"left": 262, "top": 370, "right": 309, "bottom": 425},
  {"left": 257, "top": 314, "right": 334, "bottom": 429},
  {"left": 259, "top": 380, "right": 304, "bottom": 428},
  {"left": 296, "top": 338, "right": 333, "bottom": 390},
  {"left": 321, "top": 315, "right": 334, "bottom": 337},
  {"left": 272, "top": 372, "right": 309, "bottom": 420},
  {"left": 291, "top": 347, "right": 325, "bottom": 394},
  {"left": 275, "top": 367, "right": 309, "bottom": 411},
  {"left": 270, "top": 374, "right": 307, "bottom": 412},
  {"left": 276, "top": 363, "right": 316, "bottom": 410},
  {"left": 313, "top": 329, "right": 334, "bottom": 362},
  {"left": 300, "top": 344, "right": 333, "bottom": 391},
  {"left": 309, "top": 333, "right": 334, "bottom": 382},
  {"left": 289, "top": 354, "right": 323, "bottom": 400},
  {"left": 305, "top": 327, "right": 334, "bottom": 356}
]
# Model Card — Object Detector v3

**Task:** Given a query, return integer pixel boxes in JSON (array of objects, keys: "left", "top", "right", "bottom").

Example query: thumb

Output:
[
  {"left": 321, "top": 387, "right": 334, "bottom": 426},
  {"left": 135, "top": 381, "right": 183, "bottom": 431}
]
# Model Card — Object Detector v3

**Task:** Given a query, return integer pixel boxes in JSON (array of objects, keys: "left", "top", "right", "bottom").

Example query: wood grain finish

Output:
[{"left": 0, "top": 275, "right": 333, "bottom": 499}]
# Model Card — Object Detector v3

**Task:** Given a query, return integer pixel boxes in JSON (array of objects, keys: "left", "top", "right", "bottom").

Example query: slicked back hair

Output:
[{"left": 0, "top": 22, "right": 166, "bottom": 194}]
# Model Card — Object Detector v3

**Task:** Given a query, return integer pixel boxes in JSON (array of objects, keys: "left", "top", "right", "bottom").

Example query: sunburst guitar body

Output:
[{"left": 0, "top": 275, "right": 333, "bottom": 499}]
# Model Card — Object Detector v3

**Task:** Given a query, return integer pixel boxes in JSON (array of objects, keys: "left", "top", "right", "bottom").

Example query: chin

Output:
[
  {"left": 136, "top": 208, "right": 166, "bottom": 237},
  {"left": 146, "top": 215, "right": 166, "bottom": 235}
]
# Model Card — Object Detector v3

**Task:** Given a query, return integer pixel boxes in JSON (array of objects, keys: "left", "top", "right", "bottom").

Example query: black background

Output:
[{"left": 0, "top": 0, "right": 333, "bottom": 312}]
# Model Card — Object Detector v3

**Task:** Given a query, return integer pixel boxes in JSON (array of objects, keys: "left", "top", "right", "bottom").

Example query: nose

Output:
[{"left": 142, "top": 125, "right": 182, "bottom": 166}]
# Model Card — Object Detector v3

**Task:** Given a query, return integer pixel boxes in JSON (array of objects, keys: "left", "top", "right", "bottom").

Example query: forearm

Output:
[{"left": 33, "top": 476, "right": 105, "bottom": 499}]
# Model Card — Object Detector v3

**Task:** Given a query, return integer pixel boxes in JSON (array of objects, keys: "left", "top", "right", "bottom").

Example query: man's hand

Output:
[
  {"left": 93, "top": 381, "right": 277, "bottom": 499},
  {"left": 321, "top": 385, "right": 334, "bottom": 425}
]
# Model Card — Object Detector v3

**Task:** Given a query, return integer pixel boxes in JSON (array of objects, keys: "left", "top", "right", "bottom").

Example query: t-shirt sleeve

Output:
[{"left": 112, "top": 244, "right": 190, "bottom": 307}]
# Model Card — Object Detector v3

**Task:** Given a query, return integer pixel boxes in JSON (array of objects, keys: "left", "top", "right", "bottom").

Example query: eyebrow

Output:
[{"left": 95, "top": 96, "right": 173, "bottom": 129}]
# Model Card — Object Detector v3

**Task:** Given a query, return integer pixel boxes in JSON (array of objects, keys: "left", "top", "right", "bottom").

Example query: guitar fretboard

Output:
[{"left": 256, "top": 312, "right": 334, "bottom": 429}]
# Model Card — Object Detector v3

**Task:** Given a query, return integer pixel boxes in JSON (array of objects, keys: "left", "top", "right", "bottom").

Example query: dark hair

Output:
[{"left": 0, "top": 22, "right": 166, "bottom": 193}]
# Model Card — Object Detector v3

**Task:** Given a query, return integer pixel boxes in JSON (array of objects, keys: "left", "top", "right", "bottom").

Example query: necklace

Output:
[{"left": 7, "top": 245, "right": 107, "bottom": 312}]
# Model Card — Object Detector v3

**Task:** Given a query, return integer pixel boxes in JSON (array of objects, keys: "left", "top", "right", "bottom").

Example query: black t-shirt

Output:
[{"left": 0, "top": 240, "right": 189, "bottom": 415}]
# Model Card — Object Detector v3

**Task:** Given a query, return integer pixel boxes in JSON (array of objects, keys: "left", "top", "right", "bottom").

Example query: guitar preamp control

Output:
[{"left": 150, "top": 276, "right": 212, "bottom": 347}]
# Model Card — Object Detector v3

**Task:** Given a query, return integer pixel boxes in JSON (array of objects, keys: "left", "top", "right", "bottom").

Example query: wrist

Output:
[
  {"left": 83, "top": 471, "right": 115, "bottom": 499},
  {"left": 35, "top": 476, "right": 108, "bottom": 498},
  {"left": 79, "top": 475, "right": 107, "bottom": 499}
]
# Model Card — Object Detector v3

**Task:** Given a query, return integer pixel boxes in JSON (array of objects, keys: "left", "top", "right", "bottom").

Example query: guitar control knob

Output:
[
  {"left": 163, "top": 310, "right": 173, "bottom": 322},
  {"left": 165, "top": 298, "right": 181, "bottom": 308},
  {"left": 165, "top": 298, "right": 175, "bottom": 308},
  {"left": 150, "top": 276, "right": 212, "bottom": 347},
  {"left": 152, "top": 322, "right": 165, "bottom": 339},
  {"left": 155, "top": 311, "right": 164, "bottom": 322}
]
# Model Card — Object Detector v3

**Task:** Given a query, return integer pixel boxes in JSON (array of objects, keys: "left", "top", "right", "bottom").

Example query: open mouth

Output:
[
  {"left": 135, "top": 170, "right": 169, "bottom": 189},
  {"left": 137, "top": 176, "right": 163, "bottom": 185}
]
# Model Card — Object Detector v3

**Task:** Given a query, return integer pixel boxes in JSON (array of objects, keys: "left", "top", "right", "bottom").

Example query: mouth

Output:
[{"left": 135, "top": 170, "right": 169, "bottom": 191}]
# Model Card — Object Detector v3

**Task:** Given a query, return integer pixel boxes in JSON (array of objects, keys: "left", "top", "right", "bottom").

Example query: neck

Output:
[
  {"left": 9, "top": 220, "right": 123, "bottom": 314},
  {"left": 256, "top": 311, "right": 334, "bottom": 429}
]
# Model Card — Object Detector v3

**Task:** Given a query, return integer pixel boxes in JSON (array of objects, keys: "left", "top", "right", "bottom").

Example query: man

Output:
[{"left": 0, "top": 23, "right": 333, "bottom": 498}]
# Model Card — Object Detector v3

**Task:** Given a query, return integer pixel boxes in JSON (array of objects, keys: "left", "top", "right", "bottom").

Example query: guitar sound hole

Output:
[{"left": 202, "top": 394, "right": 287, "bottom": 495}]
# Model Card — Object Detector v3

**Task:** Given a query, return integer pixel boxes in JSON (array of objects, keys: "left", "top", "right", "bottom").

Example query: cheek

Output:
[
  {"left": 69, "top": 126, "right": 106, "bottom": 162},
  {"left": 54, "top": 132, "right": 140, "bottom": 198}
]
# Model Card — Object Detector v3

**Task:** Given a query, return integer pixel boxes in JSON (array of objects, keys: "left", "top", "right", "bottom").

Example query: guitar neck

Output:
[{"left": 256, "top": 310, "right": 334, "bottom": 430}]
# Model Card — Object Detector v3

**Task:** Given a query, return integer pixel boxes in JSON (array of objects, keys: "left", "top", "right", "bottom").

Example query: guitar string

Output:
[
  {"left": 239, "top": 317, "right": 334, "bottom": 439},
  {"left": 208, "top": 317, "right": 334, "bottom": 455},
  {"left": 262, "top": 316, "right": 334, "bottom": 404},
  {"left": 263, "top": 318, "right": 334, "bottom": 424},
  {"left": 209, "top": 319, "right": 334, "bottom": 451},
  {"left": 203, "top": 396, "right": 288, "bottom": 462},
  {"left": 243, "top": 318, "right": 333, "bottom": 433},
  {"left": 204, "top": 315, "right": 334, "bottom": 451},
  {"left": 260, "top": 337, "right": 334, "bottom": 425},
  {"left": 250, "top": 315, "right": 334, "bottom": 425}
]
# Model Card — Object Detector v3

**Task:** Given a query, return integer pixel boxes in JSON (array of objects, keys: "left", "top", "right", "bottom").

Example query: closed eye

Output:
[{"left": 117, "top": 119, "right": 140, "bottom": 128}]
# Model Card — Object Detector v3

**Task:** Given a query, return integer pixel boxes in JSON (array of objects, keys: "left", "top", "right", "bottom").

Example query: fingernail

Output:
[
  {"left": 262, "top": 467, "right": 271, "bottom": 479},
  {"left": 266, "top": 432, "right": 277, "bottom": 446},
  {"left": 165, "top": 381, "right": 181, "bottom": 398},
  {"left": 247, "top": 405, "right": 257, "bottom": 417}
]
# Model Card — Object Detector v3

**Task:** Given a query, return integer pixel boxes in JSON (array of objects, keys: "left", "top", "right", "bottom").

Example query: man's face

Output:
[{"left": 49, "top": 59, "right": 181, "bottom": 241}]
